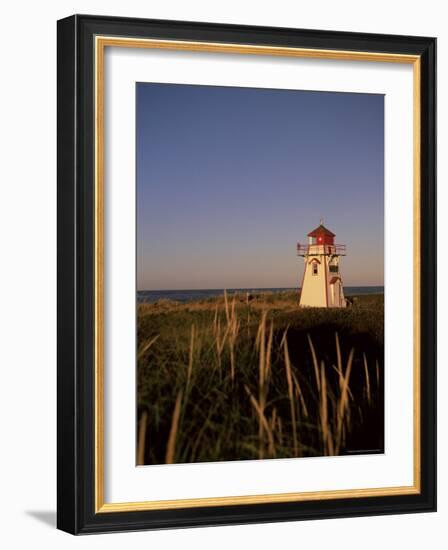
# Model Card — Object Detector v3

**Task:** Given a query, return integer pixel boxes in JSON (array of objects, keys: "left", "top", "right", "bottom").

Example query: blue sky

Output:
[{"left": 136, "top": 83, "right": 384, "bottom": 290}]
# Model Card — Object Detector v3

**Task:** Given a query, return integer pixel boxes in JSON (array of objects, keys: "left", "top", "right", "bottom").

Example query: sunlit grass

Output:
[{"left": 137, "top": 291, "right": 384, "bottom": 465}]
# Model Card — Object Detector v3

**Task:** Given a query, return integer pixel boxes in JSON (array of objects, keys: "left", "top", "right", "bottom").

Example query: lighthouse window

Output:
[
  {"left": 329, "top": 264, "right": 338, "bottom": 273},
  {"left": 312, "top": 263, "right": 318, "bottom": 275}
]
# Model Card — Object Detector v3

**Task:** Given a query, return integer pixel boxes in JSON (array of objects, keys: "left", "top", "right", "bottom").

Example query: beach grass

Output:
[{"left": 137, "top": 290, "right": 384, "bottom": 465}]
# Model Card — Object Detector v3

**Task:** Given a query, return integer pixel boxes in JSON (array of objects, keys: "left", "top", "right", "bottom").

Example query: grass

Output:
[{"left": 137, "top": 290, "right": 384, "bottom": 465}]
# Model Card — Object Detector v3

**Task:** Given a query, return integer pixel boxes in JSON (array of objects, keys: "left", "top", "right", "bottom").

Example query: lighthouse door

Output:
[{"left": 330, "top": 278, "right": 341, "bottom": 307}]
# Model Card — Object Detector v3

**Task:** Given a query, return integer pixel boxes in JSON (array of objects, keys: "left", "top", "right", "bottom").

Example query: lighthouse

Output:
[{"left": 297, "top": 221, "right": 347, "bottom": 308}]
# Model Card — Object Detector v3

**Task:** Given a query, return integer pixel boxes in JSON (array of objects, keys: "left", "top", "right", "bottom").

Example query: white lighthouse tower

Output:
[{"left": 297, "top": 221, "right": 347, "bottom": 308}]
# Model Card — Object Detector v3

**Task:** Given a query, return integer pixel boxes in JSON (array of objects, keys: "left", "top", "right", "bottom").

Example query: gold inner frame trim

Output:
[{"left": 94, "top": 35, "right": 421, "bottom": 513}]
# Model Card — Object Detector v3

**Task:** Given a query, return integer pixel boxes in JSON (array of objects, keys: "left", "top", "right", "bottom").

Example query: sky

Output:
[{"left": 136, "top": 83, "right": 384, "bottom": 291}]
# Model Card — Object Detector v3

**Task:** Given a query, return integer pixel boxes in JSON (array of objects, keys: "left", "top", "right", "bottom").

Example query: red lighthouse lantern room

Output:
[{"left": 307, "top": 222, "right": 335, "bottom": 246}]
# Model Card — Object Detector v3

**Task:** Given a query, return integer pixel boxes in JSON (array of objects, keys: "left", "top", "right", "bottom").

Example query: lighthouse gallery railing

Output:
[{"left": 296, "top": 243, "right": 347, "bottom": 256}]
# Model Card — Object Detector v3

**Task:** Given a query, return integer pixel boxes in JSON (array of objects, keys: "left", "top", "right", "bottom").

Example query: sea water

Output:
[{"left": 137, "top": 287, "right": 384, "bottom": 304}]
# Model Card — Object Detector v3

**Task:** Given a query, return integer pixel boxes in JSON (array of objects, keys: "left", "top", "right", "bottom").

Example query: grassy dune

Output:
[{"left": 137, "top": 291, "right": 384, "bottom": 465}]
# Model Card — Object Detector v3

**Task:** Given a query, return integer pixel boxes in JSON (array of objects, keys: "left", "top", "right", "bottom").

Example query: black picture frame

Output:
[{"left": 57, "top": 14, "right": 436, "bottom": 534}]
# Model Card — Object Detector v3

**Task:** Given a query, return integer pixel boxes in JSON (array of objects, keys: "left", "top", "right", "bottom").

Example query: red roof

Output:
[
  {"left": 307, "top": 223, "right": 335, "bottom": 238},
  {"left": 329, "top": 276, "right": 341, "bottom": 284}
]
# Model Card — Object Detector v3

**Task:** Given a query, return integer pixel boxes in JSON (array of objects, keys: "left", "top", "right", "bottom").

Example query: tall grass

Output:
[
  {"left": 282, "top": 334, "right": 298, "bottom": 456},
  {"left": 137, "top": 292, "right": 384, "bottom": 465},
  {"left": 165, "top": 391, "right": 183, "bottom": 464}
]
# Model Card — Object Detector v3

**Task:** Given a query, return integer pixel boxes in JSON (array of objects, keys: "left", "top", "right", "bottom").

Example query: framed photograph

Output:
[{"left": 57, "top": 15, "right": 436, "bottom": 534}]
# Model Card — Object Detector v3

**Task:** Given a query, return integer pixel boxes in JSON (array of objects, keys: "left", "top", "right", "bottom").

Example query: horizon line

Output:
[{"left": 137, "top": 284, "right": 385, "bottom": 292}]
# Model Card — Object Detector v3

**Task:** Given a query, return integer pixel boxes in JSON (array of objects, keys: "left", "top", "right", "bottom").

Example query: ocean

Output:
[{"left": 137, "top": 287, "right": 384, "bottom": 304}]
